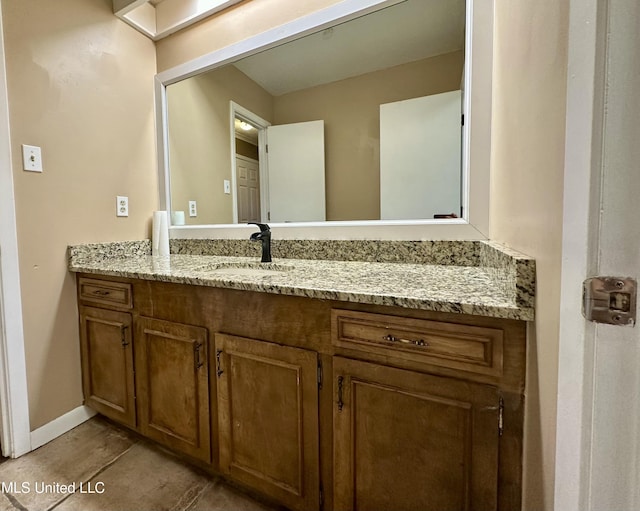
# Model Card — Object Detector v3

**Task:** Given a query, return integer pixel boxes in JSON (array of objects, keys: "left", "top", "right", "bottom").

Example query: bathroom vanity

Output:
[
  {"left": 67, "top": 0, "right": 529, "bottom": 508},
  {"left": 69, "top": 240, "right": 534, "bottom": 511}
]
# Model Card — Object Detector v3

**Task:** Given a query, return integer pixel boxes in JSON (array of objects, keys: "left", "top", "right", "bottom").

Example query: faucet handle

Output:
[{"left": 248, "top": 222, "right": 270, "bottom": 232}]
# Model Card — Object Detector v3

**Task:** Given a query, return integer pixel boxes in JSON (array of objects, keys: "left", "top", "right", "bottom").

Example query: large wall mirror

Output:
[{"left": 156, "top": 0, "right": 493, "bottom": 239}]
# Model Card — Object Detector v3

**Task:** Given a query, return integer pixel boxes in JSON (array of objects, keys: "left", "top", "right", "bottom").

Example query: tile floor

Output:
[{"left": 0, "top": 417, "right": 279, "bottom": 511}]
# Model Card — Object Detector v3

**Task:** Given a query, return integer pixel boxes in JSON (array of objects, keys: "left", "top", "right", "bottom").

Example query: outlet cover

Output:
[{"left": 116, "top": 196, "right": 129, "bottom": 217}]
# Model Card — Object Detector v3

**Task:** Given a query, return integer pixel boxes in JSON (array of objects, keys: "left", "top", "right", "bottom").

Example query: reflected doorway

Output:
[
  {"left": 230, "top": 102, "right": 270, "bottom": 223},
  {"left": 230, "top": 102, "right": 327, "bottom": 224},
  {"left": 235, "top": 154, "right": 260, "bottom": 223}
]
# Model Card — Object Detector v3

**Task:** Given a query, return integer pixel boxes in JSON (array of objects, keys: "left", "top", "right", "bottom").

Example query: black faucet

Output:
[{"left": 248, "top": 223, "right": 272, "bottom": 263}]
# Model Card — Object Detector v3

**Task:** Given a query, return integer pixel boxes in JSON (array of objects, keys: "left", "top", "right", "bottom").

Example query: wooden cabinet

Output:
[
  {"left": 77, "top": 278, "right": 211, "bottom": 464},
  {"left": 136, "top": 316, "right": 211, "bottom": 463},
  {"left": 79, "top": 306, "right": 136, "bottom": 428},
  {"left": 333, "top": 356, "right": 500, "bottom": 511},
  {"left": 76, "top": 275, "right": 526, "bottom": 510},
  {"left": 215, "top": 333, "right": 320, "bottom": 511}
]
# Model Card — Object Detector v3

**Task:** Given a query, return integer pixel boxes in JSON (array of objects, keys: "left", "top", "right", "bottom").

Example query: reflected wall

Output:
[{"left": 168, "top": 50, "right": 463, "bottom": 224}]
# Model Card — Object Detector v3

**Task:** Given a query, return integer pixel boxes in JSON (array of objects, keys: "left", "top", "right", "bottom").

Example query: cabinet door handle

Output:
[
  {"left": 216, "top": 349, "right": 224, "bottom": 377},
  {"left": 337, "top": 376, "right": 344, "bottom": 412},
  {"left": 194, "top": 342, "right": 204, "bottom": 371},
  {"left": 382, "top": 334, "right": 428, "bottom": 347},
  {"left": 121, "top": 325, "right": 129, "bottom": 347}
]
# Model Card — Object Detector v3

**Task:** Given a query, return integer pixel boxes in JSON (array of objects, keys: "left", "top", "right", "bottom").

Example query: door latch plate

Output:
[{"left": 583, "top": 277, "right": 636, "bottom": 326}]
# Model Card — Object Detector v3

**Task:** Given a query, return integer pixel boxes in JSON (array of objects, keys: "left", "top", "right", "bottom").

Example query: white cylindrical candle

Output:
[{"left": 152, "top": 211, "right": 170, "bottom": 256}]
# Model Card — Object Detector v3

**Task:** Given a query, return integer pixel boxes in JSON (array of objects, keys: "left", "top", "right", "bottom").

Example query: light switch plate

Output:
[
  {"left": 22, "top": 144, "right": 43, "bottom": 172},
  {"left": 224, "top": 180, "right": 231, "bottom": 194}
]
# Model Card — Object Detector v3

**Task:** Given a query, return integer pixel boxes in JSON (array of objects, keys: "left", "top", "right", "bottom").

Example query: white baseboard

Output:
[{"left": 30, "top": 405, "right": 96, "bottom": 451}]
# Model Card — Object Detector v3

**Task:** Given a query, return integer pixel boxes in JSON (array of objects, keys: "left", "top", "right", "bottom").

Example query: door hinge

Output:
[
  {"left": 320, "top": 485, "right": 324, "bottom": 510},
  {"left": 317, "top": 360, "right": 323, "bottom": 390},
  {"left": 583, "top": 277, "right": 636, "bottom": 326},
  {"left": 266, "top": 144, "right": 269, "bottom": 153},
  {"left": 498, "top": 397, "right": 504, "bottom": 436},
  {"left": 461, "top": 113, "right": 465, "bottom": 126}
]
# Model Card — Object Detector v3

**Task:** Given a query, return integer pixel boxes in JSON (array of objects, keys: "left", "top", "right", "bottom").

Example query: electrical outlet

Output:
[
  {"left": 116, "top": 196, "right": 129, "bottom": 217},
  {"left": 189, "top": 200, "right": 197, "bottom": 217},
  {"left": 22, "top": 144, "right": 43, "bottom": 172}
]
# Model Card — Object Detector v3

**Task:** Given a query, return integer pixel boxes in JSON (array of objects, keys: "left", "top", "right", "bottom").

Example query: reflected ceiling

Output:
[{"left": 234, "top": 0, "right": 464, "bottom": 96}]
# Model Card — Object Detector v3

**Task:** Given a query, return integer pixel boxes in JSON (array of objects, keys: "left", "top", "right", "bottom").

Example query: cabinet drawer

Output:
[
  {"left": 78, "top": 277, "right": 133, "bottom": 309},
  {"left": 331, "top": 309, "right": 503, "bottom": 378}
]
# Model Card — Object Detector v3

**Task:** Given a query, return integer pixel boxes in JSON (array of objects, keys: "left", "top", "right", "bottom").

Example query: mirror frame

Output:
[{"left": 155, "top": 0, "right": 494, "bottom": 240}]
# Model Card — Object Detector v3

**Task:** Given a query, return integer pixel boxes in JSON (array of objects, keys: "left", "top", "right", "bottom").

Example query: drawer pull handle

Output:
[
  {"left": 194, "top": 342, "right": 204, "bottom": 371},
  {"left": 216, "top": 349, "right": 224, "bottom": 377},
  {"left": 337, "top": 376, "right": 344, "bottom": 412},
  {"left": 382, "top": 334, "right": 428, "bottom": 347},
  {"left": 92, "top": 289, "right": 111, "bottom": 297},
  {"left": 120, "top": 325, "right": 129, "bottom": 347}
]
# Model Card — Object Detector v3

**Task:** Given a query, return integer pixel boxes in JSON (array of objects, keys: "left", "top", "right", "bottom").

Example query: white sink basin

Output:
[{"left": 199, "top": 262, "right": 292, "bottom": 277}]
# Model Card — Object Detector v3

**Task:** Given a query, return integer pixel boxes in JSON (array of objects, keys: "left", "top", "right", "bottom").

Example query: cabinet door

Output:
[
  {"left": 79, "top": 307, "right": 135, "bottom": 427},
  {"left": 333, "top": 357, "right": 500, "bottom": 511},
  {"left": 136, "top": 317, "right": 210, "bottom": 463},
  {"left": 215, "top": 333, "right": 320, "bottom": 511}
]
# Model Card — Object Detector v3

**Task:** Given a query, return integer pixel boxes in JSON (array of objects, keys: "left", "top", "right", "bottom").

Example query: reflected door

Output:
[
  {"left": 380, "top": 91, "right": 462, "bottom": 220},
  {"left": 267, "top": 120, "right": 326, "bottom": 222},
  {"left": 236, "top": 155, "right": 260, "bottom": 223}
]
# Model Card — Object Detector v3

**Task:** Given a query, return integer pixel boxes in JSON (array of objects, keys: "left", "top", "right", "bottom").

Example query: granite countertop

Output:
[{"left": 68, "top": 241, "right": 535, "bottom": 321}]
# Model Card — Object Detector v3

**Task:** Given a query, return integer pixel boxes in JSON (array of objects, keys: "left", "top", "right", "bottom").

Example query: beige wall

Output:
[
  {"left": 274, "top": 51, "right": 463, "bottom": 220},
  {"left": 2, "top": 0, "right": 157, "bottom": 429},
  {"left": 167, "top": 66, "right": 272, "bottom": 225},
  {"left": 168, "top": 52, "right": 461, "bottom": 223},
  {"left": 156, "top": 0, "right": 344, "bottom": 73},
  {"left": 490, "top": 1, "right": 569, "bottom": 509}
]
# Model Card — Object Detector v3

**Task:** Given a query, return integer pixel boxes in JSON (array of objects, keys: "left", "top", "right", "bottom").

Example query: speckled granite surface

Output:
[
  {"left": 480, "top": 241, "right": 536, "bottom": 309},
  {"left": 68, "top": 240, "right": 535, "bottom": 321},
  {"left": 67, "top": 240, "right": 152, "bottom": 261},
  {"left": 169, "top": 239, "right": 483, "bottom": 266}
]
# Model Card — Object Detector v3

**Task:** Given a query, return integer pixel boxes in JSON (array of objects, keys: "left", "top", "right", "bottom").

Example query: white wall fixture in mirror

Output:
[
  {"left": 113, "top": 0, "right": 242, "bottom": 41},
  {"left": 155, "top": 0, "right": 494, "bottom": 240},
  {"left": 266, "top": 120, "right": 326, "bottom": 223},
  {"left": 380, "top": 91, "right": 462, "bottom": 220}
]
